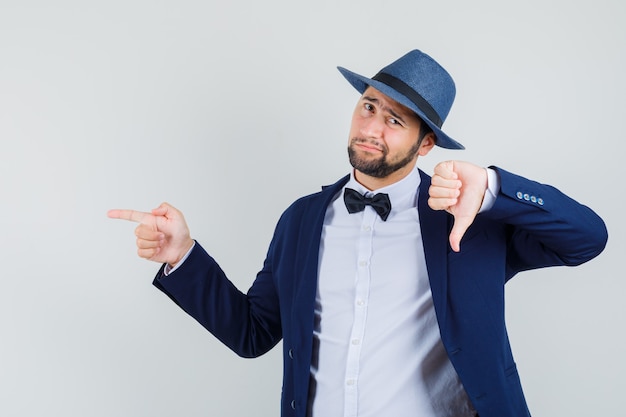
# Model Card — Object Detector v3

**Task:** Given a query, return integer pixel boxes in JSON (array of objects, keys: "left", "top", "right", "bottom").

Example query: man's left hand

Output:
[{"left": 428, "top": 161, "right": 488, "bottom": 252}]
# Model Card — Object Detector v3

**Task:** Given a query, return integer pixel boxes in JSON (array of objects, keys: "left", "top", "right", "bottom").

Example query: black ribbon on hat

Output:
[
  {"left": 343, "top": 188, "right": 392, "bottom": 221},
  {"left": 372, "top": 72, "right": 443, "bottom": 128}
]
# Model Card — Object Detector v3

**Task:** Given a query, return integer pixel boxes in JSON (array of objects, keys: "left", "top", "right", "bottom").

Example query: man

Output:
[{"left": 108, "top": 50, "right": 607, "bottom": 417}]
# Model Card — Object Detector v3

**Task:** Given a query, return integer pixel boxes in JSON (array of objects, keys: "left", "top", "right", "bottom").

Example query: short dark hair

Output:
[{"left": 417, "top": 117, "right": 434, "bottom": 145}]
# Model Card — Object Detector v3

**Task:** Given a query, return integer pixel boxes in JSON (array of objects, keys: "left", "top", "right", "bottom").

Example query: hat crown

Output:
[{"left": 378, "top": 50, "right": 456, "bottom": 123}]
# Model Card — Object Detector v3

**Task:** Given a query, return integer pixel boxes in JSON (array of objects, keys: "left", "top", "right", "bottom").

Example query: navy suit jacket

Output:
[{"left": 154, "top": 167, "right": 607, "bottom": 417}]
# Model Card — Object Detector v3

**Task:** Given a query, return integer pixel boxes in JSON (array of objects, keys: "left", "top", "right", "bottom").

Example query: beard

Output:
[{"left": 347, "top": 137, "right": 421, "bottom": 178}]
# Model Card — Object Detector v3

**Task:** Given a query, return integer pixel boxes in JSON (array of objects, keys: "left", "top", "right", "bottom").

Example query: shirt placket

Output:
[{"left": 343, "top": 203, "right": 377, "bottom": 417}]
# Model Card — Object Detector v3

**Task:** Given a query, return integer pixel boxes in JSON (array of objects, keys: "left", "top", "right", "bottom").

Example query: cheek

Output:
[
  {"left": 389, "top": 140, "right": 421, "bottom": 160},
  {"left": 386, "top": 133, "right": 414, "bottom": 151},
  {"left": 349, "top": 117, "right": 363, "bottom": 139}
]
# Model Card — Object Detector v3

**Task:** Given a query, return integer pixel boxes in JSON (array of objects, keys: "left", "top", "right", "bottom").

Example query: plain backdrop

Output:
[{"left": 1, "top": 1, "right": 623, "bottom": 416}]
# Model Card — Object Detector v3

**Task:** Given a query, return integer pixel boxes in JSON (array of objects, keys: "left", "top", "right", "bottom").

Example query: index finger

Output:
[{"left": 107, "top": 209, "right": 149, "bottom": 223}]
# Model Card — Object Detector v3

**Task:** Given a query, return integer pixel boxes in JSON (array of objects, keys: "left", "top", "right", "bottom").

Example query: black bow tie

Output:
[{"left": 343, "top": 188, "right": 392, "bottom": 221}]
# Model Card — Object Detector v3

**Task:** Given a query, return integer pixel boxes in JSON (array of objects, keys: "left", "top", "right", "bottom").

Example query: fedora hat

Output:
[{"left": 338, "top": 49, "right": 464, "bottom": 150}]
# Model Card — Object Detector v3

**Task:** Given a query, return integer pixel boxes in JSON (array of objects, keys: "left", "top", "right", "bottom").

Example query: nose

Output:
[{"left": 360, "top": 115, "right": 384, "bottom": 139}]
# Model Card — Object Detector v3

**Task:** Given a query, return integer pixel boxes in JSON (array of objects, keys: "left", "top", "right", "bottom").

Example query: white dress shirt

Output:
[{"left": 310, "top": 167, "right": 485, "bottom": 417}]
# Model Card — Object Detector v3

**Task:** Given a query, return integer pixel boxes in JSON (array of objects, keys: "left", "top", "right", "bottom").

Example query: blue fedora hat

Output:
[{"left": 338, "top": 49, "right": 464, "bottom": 150}]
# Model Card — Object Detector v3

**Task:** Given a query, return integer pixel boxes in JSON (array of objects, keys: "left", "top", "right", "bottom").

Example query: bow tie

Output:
[{"left": 343, "top": 188, "right": 392, "bottom": 221}]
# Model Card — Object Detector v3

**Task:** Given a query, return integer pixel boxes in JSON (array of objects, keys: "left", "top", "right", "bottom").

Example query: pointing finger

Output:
[{"left": 107, "top": 209, "right": 150, "bottom": 224}]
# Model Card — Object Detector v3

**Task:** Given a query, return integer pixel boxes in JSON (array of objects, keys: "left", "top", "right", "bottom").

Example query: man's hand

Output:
[
  {"left": 107, "top": 202, "right": 195, "bottom": 266},
  {"left": 428, "top": 161, "right": 488, "bottom": 252}
]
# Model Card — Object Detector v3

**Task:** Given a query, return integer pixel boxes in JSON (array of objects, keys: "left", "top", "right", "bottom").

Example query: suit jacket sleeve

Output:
[
  {"left": 153, "top": 236, "right": 283, "bottom": 358},
  {"left": 485, "top": 166, "right": 607, "bottom": 279}
]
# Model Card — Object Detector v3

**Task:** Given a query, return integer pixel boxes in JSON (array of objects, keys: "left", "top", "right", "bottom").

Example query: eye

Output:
[
  {"left": 364, "top": 103, "right": 374, "bottom": 112},
  {"left": 388, "top": 117, "right": 404, "bottom": 127}
]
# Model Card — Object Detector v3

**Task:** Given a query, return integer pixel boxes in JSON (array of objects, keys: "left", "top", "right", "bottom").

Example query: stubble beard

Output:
[{"left": 347, "top": 137, "right": 421, "bottom": 179}]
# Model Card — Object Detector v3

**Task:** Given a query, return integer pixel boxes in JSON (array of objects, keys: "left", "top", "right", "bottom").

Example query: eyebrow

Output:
[{"left": 362, "top": 95, "right": 408, "bottom": 125}]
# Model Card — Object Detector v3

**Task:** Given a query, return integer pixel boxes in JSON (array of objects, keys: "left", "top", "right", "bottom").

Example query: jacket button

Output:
[
  {"left": 516, "top": 191, "right": 523, "bottom": 199},
  {"left": 289, "top": 349, "right": 294, "bottom": 359},
  {"left": 291, "top": 400, "right": 296, "bottom": 409}
]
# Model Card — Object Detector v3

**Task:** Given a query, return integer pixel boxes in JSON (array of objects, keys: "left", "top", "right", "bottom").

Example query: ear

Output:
[{"left": 418, "top": 133, "right": 436, "bottom": 156}]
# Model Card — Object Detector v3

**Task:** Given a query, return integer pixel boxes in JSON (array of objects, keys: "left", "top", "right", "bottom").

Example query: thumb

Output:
[
  {"left": 448, "top": 214, "right": 475, "bottom": 252},
  {"left": 151, "top": 202, "right": 174, "bottom": 217}
]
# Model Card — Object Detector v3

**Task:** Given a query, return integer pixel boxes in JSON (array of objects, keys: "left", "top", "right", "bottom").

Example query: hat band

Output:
[{"left": 372, "top": 72, "right": 443, "bottom": 128}]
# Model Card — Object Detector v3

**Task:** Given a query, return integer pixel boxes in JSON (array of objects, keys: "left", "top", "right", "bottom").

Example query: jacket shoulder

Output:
[{"left": 282, "top": 175, "right": 350, "bottom": 216}]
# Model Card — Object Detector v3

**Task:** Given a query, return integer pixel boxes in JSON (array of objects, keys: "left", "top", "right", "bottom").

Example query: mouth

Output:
[{"left": 352, "top": 139, "right": 384, "bottom": 153}]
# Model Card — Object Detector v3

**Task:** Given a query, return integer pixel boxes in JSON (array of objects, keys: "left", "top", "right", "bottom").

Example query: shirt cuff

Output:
[
  {"left": 163, "top": 241, "right": 196, "bottom": 276},
  {"left": 479, "top": 167, "right": 500, "bottom": 213}
]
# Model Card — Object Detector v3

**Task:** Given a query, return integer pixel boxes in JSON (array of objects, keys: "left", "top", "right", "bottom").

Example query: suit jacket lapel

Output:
[
  {"left": 418, "top": 170, "right": 451, "bottom": 332},
  {"left": 291, "top": 175, "right": 350, "bottom": 343}
]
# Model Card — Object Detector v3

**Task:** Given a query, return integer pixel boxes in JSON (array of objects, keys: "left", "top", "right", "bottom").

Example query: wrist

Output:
[{"left": 169, "top": 238, "right": 195, "bottom": 268}]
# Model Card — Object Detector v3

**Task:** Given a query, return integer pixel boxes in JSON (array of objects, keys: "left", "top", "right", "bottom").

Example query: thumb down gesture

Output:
[{"left": 428, "top": 161, "right": 488, "bottom": 252}]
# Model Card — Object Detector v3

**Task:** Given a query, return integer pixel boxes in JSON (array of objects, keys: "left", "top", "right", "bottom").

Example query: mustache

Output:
[{"left": 350, "top": 137, "right": 387, "bottom": 153}]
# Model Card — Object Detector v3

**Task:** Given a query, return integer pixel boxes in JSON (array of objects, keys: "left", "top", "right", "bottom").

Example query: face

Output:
[{"left": 348, "top": 87, "right": 435, "bottom": 185}]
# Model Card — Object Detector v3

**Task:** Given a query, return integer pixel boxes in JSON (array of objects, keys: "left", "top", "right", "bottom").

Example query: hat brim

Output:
[{"left": 338, "top": 66, "right": 464, "bottom": 150}]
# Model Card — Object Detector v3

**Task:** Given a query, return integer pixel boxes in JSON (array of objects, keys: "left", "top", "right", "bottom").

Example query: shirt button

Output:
[
  {"left": 346, "top": 379, "right": 355, "bottom": 386},
  {"left": 351, "top": 339, "right": 360, "bottom": 345},
  {"left": 356, "top": 299, "right": 364, "bottom": 306},
  {"left": 363, "top": 225, "right": 371, "bottom": 232},
  {"left": 358, "top": 260, "right": 368, "bottom": 267}
]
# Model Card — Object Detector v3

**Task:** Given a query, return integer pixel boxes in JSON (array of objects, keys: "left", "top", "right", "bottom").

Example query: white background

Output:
[{"left": 1, "top": 0, "right": 623, "bottom": 416}]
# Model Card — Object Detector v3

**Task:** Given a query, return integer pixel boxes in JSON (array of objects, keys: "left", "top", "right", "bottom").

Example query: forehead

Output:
[{"left": 361, "top": 86, "right": 418, "bottom": 120}]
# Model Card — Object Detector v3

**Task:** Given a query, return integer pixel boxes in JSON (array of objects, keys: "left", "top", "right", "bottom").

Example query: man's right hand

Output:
[{"left": 107, "top": 202, "right": 195, "bottom": 267}]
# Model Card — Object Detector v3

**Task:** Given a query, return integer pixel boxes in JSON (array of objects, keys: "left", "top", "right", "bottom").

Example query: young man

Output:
[{"left": 109, "top": 49, "right": 607, "bottom": 417}]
